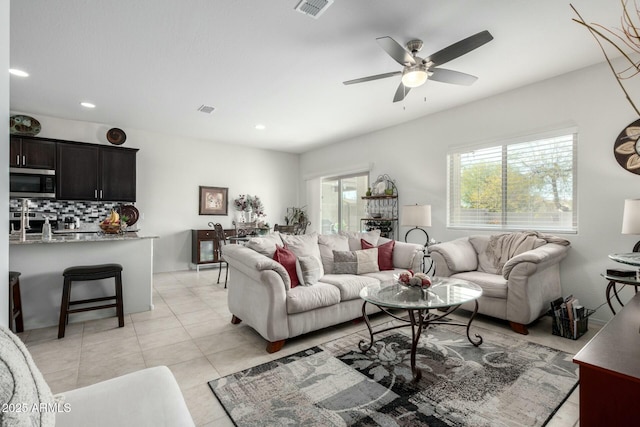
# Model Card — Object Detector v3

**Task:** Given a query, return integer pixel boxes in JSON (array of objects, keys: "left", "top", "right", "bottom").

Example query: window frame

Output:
[
  {"left": 321, "top": 172, "right": 369, "bottom": 234},
  {"left": 447, "top": 128, "right": 578, "bottom": 234}
]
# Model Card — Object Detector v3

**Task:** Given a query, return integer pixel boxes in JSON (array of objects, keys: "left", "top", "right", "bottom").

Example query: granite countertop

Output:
[{"left": 9, "top": 231, "right": 158, "bottom": 245}]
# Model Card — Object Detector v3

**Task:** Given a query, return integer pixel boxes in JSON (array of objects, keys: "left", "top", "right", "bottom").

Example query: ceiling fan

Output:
[{"left": 343, "top": 30, "right": 493, "bottom": 102}]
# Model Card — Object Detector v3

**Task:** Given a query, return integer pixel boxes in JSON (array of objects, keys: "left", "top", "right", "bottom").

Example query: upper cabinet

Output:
[
  {"left": 100, "top": 146, "right": 137, "bottom": 202},
  {"left": 56, "top": 141, "right": 138, "bottom": 202},
  {"left": 10, "top": 136, "right": 56, "bottom": 169}
]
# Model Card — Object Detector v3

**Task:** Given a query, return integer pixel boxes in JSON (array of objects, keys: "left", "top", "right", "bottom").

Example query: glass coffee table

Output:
[{"left": 359, "top": 277, "right": 483, "bottom": 381}]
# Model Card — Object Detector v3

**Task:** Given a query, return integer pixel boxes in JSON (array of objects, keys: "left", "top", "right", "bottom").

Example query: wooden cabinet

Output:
[
  {"left": 191, "top": 229, "right": 234, "bottom": 271},
  {"left": 10, "top": 136, "right": 56, "bottom": 169},
  {"left": 573, "top": 292, "right": 640, "bottom": 426},
  {"left": 100, "top": 146, "right": 137, "bottom": 202},
  {"left": 57, "top": 141, "right": 137, "bottom": 201}
]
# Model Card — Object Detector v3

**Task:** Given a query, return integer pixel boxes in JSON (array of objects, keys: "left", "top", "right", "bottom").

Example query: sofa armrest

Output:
[
  {"left": 222, "top": 244, "right": 291, "bottom": 288},
  {"left": 428, "top": 238, "right": 478, "bottom": 274},
  {"left": 502, "top": 243, "right": 570, "bottom": 280},
  {"left": 56, "top": 366, "right": 194, "bottom": 427}
]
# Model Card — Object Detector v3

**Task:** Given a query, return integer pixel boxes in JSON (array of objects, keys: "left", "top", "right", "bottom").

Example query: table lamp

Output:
[
  {"left": 400, "top": 204, "right": 431, "bottom": 247},
  {"left": 621, "top": 199, "right": 640, "bottom": 252}
]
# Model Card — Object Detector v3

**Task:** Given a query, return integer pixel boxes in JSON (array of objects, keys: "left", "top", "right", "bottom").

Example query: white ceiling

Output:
[{"left": 9, "top": 0, "right": 622, "bottom": 153}]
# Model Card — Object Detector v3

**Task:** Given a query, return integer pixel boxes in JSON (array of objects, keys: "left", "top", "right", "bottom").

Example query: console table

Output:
[{"left": 573, "top": 292, "right": 640, "bottom": 426}]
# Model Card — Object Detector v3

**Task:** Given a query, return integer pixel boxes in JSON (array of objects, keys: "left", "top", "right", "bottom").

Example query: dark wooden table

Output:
[{"left": 573, "top": 292, "right": 640, "bottom": 426}]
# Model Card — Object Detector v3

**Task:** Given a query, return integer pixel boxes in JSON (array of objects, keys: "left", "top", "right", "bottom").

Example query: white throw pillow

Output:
[
  {"left": 318, "top": 234, "right": 350, "bottom": 274},
  {"left": 280, "top": 232, "right": 324, "bottom": 277}
]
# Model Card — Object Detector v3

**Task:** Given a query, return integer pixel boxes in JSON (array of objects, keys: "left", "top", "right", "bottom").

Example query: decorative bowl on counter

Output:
[{"left": 99, "top": 222, "right": 124, "bottom": 234}]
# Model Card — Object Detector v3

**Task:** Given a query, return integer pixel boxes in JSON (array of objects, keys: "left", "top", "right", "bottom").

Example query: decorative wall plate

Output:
[
  {"left": 119, "top": 205, "right": 139, "bottom": 226},
  {"left": 9, "top": 115, "right": 41, "bottom": 135},
  {"left": 614, "top": 118, "right": 640, "bottom": 175},
  {"left": 107, "top": 128, "right": 127, "bottom": 145}
]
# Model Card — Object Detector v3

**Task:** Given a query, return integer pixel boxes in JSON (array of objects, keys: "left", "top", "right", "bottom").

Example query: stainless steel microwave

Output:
[{"left": 9, "top": 167, "right": 56, "bottom": 199}]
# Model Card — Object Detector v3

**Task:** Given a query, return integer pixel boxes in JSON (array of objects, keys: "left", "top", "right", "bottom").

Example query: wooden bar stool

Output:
[
  {"left": 58, "top": 263, "right": 124, "bottom": 339},
  {"left": 9, "top": 271, "right": 24, "bottom": 333}
]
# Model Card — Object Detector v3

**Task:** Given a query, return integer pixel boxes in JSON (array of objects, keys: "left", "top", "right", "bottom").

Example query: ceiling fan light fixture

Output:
[{"left": 401, "top": 64, "right": 428, "bottom": 88}]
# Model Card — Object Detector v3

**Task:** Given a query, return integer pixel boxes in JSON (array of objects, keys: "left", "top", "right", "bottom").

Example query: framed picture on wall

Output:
[{"left": 199, "top": 186, "right": 228, "bottom": 215}]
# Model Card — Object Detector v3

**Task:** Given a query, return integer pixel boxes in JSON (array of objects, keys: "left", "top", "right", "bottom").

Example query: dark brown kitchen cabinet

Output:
[
  {"left": 9, "top": 136, "right": 56, "bottom": 169},
  {"left": 56, "top": 141, "right": 138, "bottom": 201}
]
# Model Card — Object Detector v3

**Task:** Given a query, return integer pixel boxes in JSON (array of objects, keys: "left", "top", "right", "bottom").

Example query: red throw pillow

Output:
[
  {"left": 273, "top": 244, "right": 300, "bottom": 288},
  {"left": 361, "top": 239, "right": 395, "bottom": 271}
]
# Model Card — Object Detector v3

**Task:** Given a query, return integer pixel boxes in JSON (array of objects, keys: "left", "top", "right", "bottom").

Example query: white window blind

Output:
[{"left": 447, "top": 131, "right": 577, "bottom": 233}]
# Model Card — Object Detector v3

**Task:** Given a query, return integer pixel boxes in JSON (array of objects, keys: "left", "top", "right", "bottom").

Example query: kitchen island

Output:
[{"left": 9, "top": 232, "right": 158, "bottom": 330}]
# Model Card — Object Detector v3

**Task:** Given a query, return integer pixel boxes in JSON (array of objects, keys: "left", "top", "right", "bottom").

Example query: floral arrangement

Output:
[
  {"left": 234, "top": 194, "right": 249, "bottom": 211},
  {"left": 396, "top": 270, "right": 432, "bottom": 288}
]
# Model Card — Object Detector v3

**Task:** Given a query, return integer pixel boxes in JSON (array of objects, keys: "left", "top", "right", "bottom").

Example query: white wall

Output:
[
  {"left": 11, "top": 114, "right": 300, "bottom": 272},
  {"left": 1, "top": 0, "right": 9, "bottom": 328},
  {"left": 301, "top": 60, "right": 640, "bottom": 325}
]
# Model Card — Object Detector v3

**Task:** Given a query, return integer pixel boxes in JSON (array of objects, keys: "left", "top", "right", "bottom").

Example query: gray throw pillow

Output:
[
  {"left": 332, "top": 248, "right": 380, "bottom": 275},
  {"left": 296, "top": 256, "right": 323, "bottom": 285}
]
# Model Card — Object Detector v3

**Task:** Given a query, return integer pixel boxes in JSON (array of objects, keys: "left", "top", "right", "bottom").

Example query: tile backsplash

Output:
[{"left": 9, "top": 199, "right": 130, "bottom": 225}]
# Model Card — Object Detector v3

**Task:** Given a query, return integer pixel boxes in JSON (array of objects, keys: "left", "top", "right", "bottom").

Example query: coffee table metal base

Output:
[{"left": 359, "top": 301, "right": 483, "bottom": 382}]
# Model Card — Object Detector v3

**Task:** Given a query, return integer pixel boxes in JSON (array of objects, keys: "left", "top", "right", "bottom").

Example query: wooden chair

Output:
[
  {"left": 294, "top": 221, "right": 310, "bottom": 235},
  {"left": 212, "top": 223, "right": 229, "bottom": 288},
  {"left": 233, "top": 220, "right": 258, "bottom": 237},
  {"left": 274, "top": 224, "right": 295, "bottom": 234}
]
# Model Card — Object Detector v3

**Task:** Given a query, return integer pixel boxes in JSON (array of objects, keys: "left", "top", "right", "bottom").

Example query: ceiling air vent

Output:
[
  {"left": 294, "top": 0, "right": 334, "bottom": 19},
  {"left": 197, "top": 105, "right": 215, "bottom": 114}
]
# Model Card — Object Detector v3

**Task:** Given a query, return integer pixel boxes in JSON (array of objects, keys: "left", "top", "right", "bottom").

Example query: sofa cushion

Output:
[
  {"left": 360, "top": 269, "right": 403, "bottom": 287},
  {"left": 333, "top": 248, "right": 380, "bottom": 274},
  {"left": 339, "top": 229, "right": 381, "bottom": 251},
  {"left": 469, "top": 235, "right": 498, "bottom": 274},
  {"left": 246, "top": 233, "right": 284, "bottom": 258},
  {"left": 273, "top": 244, "right": 299, "bottom": 288},
  {"left": 281, "top": 232, "right": 324, "bottom": 277},
  {"left": 451, "top": 271, "right": 508, "bottom": 299},
  {"left": 286, "top": 282, "right": 341, "bottom": 314},
  {"left": 318, "top": 234, "right": 350, "bottom": 274},
  {"left": 429, "top": 238, "right": 478, "bottom": 272},
  {"left": 320, "top": 274, "right": 380, "bottom": 301},
  {"left": 361, "top": 239, "right": 395, "bottom": 270},
  {"left": 0, "top": 325, "right": 56, "bottom": 427},
  {"left": 296, "top": 255, "right": 323, "bottom": 286}
]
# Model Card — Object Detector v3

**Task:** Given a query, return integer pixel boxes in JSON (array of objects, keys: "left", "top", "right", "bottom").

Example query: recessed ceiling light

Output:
[
  {"left": 80, "top": 102, "right": 96, "bottom": 109},
  {"left": 9, "top": 68, "right": 29, "bottom": 77},
  {"left": 255, "top": 124, "right": 266, "bottom": 130}
]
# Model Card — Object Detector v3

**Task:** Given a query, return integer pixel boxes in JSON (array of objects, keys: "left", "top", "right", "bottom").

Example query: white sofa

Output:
[
  {"left": 0, "top": 324, "right": 194, "bottom": 427},
  {"left": 222, "top": 230, "right": 424, "bottom": 353},
  {"left": 429, "top": 232, "right": 570, "bottom": 334}
]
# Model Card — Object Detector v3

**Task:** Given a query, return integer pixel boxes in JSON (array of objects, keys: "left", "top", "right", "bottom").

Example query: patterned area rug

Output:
[{"left": 208, "top": 324, "right": 578, "bottom": 426}]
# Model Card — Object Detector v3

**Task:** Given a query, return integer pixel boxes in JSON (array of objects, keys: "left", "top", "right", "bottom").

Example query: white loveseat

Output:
[
  {"left": 222, "top": 230, "right": 424, "bottom": 353},
  {"left": 429, "top": 232, "right": 570, "bottom": 334},
  {"left": 0, "top": 324, "right": 194, "bottom": 427}
]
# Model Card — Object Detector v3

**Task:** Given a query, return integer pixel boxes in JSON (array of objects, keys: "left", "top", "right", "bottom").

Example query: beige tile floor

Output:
[{"left": 17, "top": 269, "right": 599, "bottom": 427}]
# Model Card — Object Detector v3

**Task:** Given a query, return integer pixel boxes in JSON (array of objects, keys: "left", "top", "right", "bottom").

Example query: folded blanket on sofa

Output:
[{"left": 486, "top": 231, "right": 570, "bottom": 274}]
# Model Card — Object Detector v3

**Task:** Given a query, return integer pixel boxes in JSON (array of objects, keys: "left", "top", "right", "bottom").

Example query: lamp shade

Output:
[
  {"left": 622, "top": 199, "right": 640, "bottom": 234},
  {"left": 401, "top": 65, "right": 428, "bottom": 88},
  {"left": 401, "top": 205, "right": 432, "bottom": 227}
]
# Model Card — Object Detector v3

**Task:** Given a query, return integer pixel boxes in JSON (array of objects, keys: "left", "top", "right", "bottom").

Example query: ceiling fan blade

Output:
[
  {"left": 393, "top": 82, "right": 410, "bottom": 103},
  {"left": 425, "top": 30, "right": 493, "bottom": 67},
  {"left": 376, "top": 36, "right": 416, "bottom": 66},
  {"left": 429, "top": 68, "right": 478, "bottom": 86},
  {"left": 343, "top": 71, "right": 401, "bottom": 85}
]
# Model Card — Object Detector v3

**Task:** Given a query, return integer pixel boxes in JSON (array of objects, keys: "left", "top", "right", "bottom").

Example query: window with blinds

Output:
[{"left": 447, "top": 131, "right": 577, "bottom": 233}]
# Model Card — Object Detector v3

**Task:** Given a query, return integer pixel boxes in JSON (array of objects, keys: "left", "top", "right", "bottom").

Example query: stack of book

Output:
[{"left": 550, "top": 295, "right": 593, "bottom": 340}]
